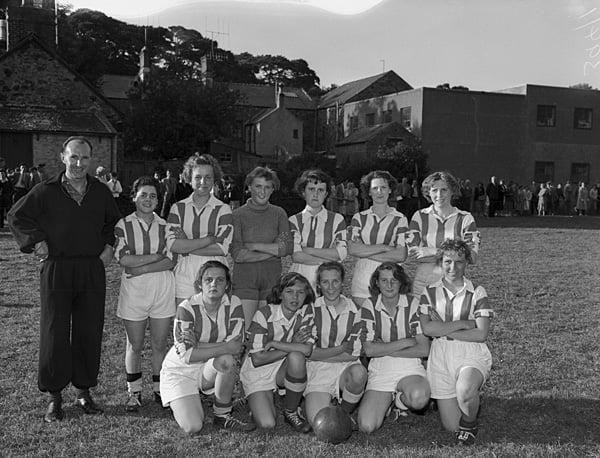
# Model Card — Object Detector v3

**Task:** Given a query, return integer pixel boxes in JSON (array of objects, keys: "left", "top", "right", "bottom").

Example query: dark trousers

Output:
[{"left": 38, "top": 258, "right": 106, "bottom": 393}]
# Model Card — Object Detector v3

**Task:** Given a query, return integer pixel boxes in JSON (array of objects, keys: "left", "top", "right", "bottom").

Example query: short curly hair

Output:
[
  {"left": 245, "top": 166, "right": 280, "bottom": 191},
  {"left": 182, "top": 153, "right": 223, "bottom": 186},
  {"left": 266, "top": 272, "right": 315, "bottom": 306},
  {"left": 368, "top": 262, "right": 412, "bottom": 297},
  {"left": 421, "top": 171, "right": 460, "bottom": 203},
  {"left": 359, "top": 170, "right": 398, "bottom": 201},
  {"left": 439, "top": 239, "right": 473, "bottom": 264},
  {"left": 294, "top": 169, "right": 331, "bottom": 196},
  {"left": 130, "top": 175, "right": 159, "bottom": 200}
]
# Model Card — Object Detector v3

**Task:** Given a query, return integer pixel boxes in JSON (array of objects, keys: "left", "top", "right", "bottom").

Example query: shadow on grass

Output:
[{"left": 0, "top": 302, "right": 36, "bottom": 308}]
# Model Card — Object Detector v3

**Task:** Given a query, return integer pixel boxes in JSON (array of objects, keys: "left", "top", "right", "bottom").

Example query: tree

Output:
[
  {"left": 569, "top": 82, "right": 597, "bottom": 90},
  {"left": 236, "top": 54, "right": 320, "bottom": 91},
  {"left": 124, "top": 69, "right": 238, "bottom": 159},
  {"left": 336, "top": 139, "right": 428, "bottom": 185}
]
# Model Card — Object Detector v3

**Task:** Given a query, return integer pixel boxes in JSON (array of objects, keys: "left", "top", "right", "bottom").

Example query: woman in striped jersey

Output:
[
  {"left": 348, "top": 170, "right": 408, "bottom": 306},
  {"left": 240, "top": 272, "right": 316, "bottom": 433},
  {"left": 288, "top": 169, "right": 347, "bottom": 290},
  {"left": 166, "top": 154, "right": 233, "bottom": 305},
  {"left": 160, "top": 261, "right": 255, "bottom": 434},
  {"left": 406, "top": 171, "right": 481, "bottom": 298},
  {"left": 357, "top": 262, "right": 431, "bottom": 434},
  {"left": 304, "top": 262, "right": 367, "bottom": 427},
  {"left": 114, "top": 176, "right": 176, "bottom": 412}
]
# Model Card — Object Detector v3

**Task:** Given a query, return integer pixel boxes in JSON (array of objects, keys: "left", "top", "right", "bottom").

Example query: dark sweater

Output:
[{"left": 8, "top": 172, "right": 121, "bottom": 257}]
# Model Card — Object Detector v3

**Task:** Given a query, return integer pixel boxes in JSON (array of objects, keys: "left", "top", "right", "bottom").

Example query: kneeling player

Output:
[
  {"left": 357, "top": 262, "right": 431, "bottom": 434},
  {"left": 419, "top": 239, "right": 493, "bottom": 446},
  {"left": 304, "top": 262, "right": 367, "bottom": 426},
  {"left": 240, "top": 272, "right": 316, "bottom": 433},
  {"left": 160, "top": 261, "right": 255, "bottom": 434}
]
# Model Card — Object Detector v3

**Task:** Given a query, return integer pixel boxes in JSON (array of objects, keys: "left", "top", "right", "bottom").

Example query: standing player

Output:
[
  {"left": 167, "top": 154, "right": 233, "bottom": 305},
  {"left": 114, "top": 176, "right": 175, "bottom": 412},
  {"left": 406, "top": 171, "right": 480, "bottom": 298},
  {"left": 8, "top": 136, "right": 120, "bottom": 422},
  {"left": 357, "top": 262, "right": 431, "bottom": 434},
  {"left": 348, "top": 170, "right": 408, "bottom": 306},
  {"left": 288, "top": 169, "right": 347, "bottom": 290},
  {"left": 304, "top": 262, "right": 367, "bottom": 426},
  {"left": 232, "top": 167, "right": 293, "bottom": 327},
  {"left": 419, "top": 239, "right": 493, "bottom": 446},
  {"left": 240, "top": 273, "right": 316, "bottom": 433},
  {"left": 160, "top": 261, "right": 255, "bottom": 434}
]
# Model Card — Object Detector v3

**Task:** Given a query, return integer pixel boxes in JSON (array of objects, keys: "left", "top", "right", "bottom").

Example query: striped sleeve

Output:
[
  {"left": 214, "top": 205, "right": 233, "bottom": 255},
  {"left": 173, "top": 302, "right": 196, "bottom": 364},
  {"left": 473, "top": 286, "right": 493, "bottom": 318},
  {"left": 393, "top": 214, "right": 408, "bottom": 247},
  {"left": 405, "top": 211, "right": 423, "bottom": 248},
  {"left": 247, "top": 307, "right": 270, "bottom": 354},
  {"left": 347, "top": 306, "right": 365, "bottom": 357},
  {"left": 275, "top": 207, "right": 293, "bottom": 257},
  {"left": 297, "top": 304, "right": 317, "bottom": 346},
  {"left": 360, "top": 299, "right": 376, "bottom": 343},
  {"left": 462, "top": 213, "right": 481, "bottom": 253},
  {"left": 333, "top": 213, "right": 348, "bottom": 260},
  {"left": 418, "top": 288, "right": 432, "bottom": 317},
  {"left": 349, "top": 213, "right": 362, "bottom": 242},
  {"left": 408, "top": 296, "right": 423, "bottom": 336},
  {"left": 288, "top": 214, "right": 303, "bottom": 253},
  {"left": 113, "top": 218, "right": 129, "bottom": 262},
  {"left": 165, "top": 203, "right": 182, "bottom": 252},
  {"left": 226, "top": 296, "right": 245, "bottom": 341}
]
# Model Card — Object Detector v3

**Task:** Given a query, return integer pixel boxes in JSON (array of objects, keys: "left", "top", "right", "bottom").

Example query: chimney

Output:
[
  {"left": 138, "top": 27, "right": 151, "bottom": 83},
  {"left": 6, "top": 0, "right": 56, "bottom": 50},
  {"left": 275, "top": 82, "right": 283, "bottom": 109}
]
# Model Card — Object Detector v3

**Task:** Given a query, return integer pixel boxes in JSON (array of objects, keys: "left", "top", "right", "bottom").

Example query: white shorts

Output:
[
  {"left": 427, "top": 338, "right": 492, "bottom": 399},
  {"left": 287, "top": 263, "right": 319, "bottom": 292},
  {"left": 173, "top": 254, "right": 229, "bottom": 299},
  {"left": 366, "top": 356, "right": 427, "bottom": 392},
  {"left": 351, "top": 258, "right": 381, "bottom": 298},
  {"left": 159, "top": 350, "right": 217, "bottom": 406},
  {"left": 117, "top": 271, "right": 176, "bottom": 321},
  {"left": 239, "top": 356, "right": 285, "bottom": 397},
  {"left": 305, "top": 360, "right": 362, "bottom": 399}
]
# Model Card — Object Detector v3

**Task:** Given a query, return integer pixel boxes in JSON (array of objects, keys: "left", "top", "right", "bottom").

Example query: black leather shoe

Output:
[
  {"left": 74, "top": 393, "right": 103, "bottom": 414},
  {"left": 44, "top": 400, "right": 64, "bottom": 422}
]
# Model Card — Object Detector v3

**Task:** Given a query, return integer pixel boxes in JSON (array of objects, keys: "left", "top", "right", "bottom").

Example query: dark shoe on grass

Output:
[
  {"left": 74, "top": 392, "right": 103, "bottom": 415},
  {"left": 44, "top": 400, "right": 64, "bottom": 423}
]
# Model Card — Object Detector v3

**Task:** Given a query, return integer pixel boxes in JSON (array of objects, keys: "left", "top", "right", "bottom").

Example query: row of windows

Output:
[
  {"left": 349, "top": 106, "right": 412, "bottom": 133},
  {"left": 534, "top": 161, "right": 591, "bottom": 184},
  {"left": 536, "top": 105, "right": 593, "bottom": 129}
]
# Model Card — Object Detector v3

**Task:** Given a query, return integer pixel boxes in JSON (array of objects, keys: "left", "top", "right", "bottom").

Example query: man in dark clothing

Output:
[
  {"left": 8, "top": 136, "right": 121, "bottom": 423},
  {"left": 486, "top": 176, "right": 499, "bottom": 217}
]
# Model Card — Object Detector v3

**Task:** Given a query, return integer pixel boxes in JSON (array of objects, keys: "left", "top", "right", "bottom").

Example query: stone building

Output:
[{"left": 0, "top": 0, "right": 122, "bottom": 176}]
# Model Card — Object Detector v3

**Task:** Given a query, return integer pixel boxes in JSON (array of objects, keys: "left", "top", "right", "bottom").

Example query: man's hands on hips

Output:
[
  {"left": 34, "top": 241, "right": 49, "bottom": 262},
  {"left": 99, "top": 245, "right": 114, "bottom": 267}
]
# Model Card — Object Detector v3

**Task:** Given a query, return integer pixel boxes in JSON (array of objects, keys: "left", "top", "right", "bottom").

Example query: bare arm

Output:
[
  {"left": 347, "top": 240, "right": 389, "bottom": 258},
  {"left": 119, "top": 253, "right": 165, "bottom": 268},
  {"left": 370, "top": 245, "right": 407, "bottom": 263},
  {"left": 265, "top": 340, "right": 313, "bottom": 357},
  {"left": 364, "top": 337, "right": 417, "bottom": 358},
  {"left": 124, "top": 257, "right": 175, "bottom": 278},
  {"left": 447, "top": 316, "right": 490, "bottom": 342},
  {"left": 188, "top": 336, "right": 244, "bottom": 364},
  {"left": 387, "top": 334, "right": 431, "bottom": 358},
  {"left": 170, "top": 235, "right": 216, "bottom": 254},
  {"left": 420, "top": 313, "right": 476, "bottom": 337},
  {"left": 302, "top": 246, "right": 343, "bottom": 261},
  {"left": 310, "top": 343, "right": 357, "bottom": 362}
]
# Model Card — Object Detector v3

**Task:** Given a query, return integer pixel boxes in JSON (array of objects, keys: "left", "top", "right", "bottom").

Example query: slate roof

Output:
[
  {"left": 318, "top": 71, "right": 412, "bottom": 109},
  {"left": 228, "top": 83, "right": 316, "bottom": 110},
  {"left": 0, "top": 107, "right": 117, "bottom": 134},
  {"left": 336, "top": 122, "right": 413, "bottom": 146}
]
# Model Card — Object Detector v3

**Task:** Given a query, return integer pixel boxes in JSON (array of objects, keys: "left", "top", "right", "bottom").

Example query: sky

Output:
[{"left": 65, "top": 0, "right": 600, "bottom": 91}]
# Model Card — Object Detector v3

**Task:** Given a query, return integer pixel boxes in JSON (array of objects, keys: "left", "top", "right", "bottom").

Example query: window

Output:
[
  {"left": 571, "top": 163, "right": 590, "bottom": 184},
  {"left": 534, "top": 161, "right": 554, "bottom": 183},
  {"left": 326, "top": 107, "right": 336, "bottom": 125},
  {"left": 365, "top": 113, "right": 375, "bottom": 127},
  {"left": 33, "top": 0, "right": 44, "bottom": 8},
  {"left": 383, "top": 109, "right": 393, "bottom": 123},
  {"left": 293, "top": 129, "right": 299, "bottom": 139},
  {"left": 574, "top": 108, "right": 592, "bottom": 129},
  {"left": 537, "top": 105, "right": 556, "bottom": 127},
  {"left": 218, "top": 151, "right": 232, "bottom": 163},
  {"left": 400, "top": 107, "right": 412, "bottom": 130},
  {"left": 349, "top": 116, "right": 358, "bottom": 133}
]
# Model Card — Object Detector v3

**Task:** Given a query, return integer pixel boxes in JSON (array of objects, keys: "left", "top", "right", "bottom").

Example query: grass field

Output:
[{"left": 1, "top": 216, "right": 599, "bottom": 457}]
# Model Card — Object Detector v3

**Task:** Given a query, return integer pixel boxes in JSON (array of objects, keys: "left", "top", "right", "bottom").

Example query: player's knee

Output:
[
  {"left": 286, "top": 351, "right": 306, "bottom": 373},
  {"left": 456, "top": 382, "right": 479, "bottom": 404},
  {"left": 357, "top": 415, "right": 380, "bottom": 435},
  {"left": 404, "top": 387, "right": 430, "bottom": 411},
  {"left": 126, "top": 339, "right": 144, "bottom": 354},
  {"left": 179, "top": 419, "right": 204, "bottom": 436},
  {"left": 213, "top": 354, "right": 235, "bottom": 374},
  {"left": 347, "top": 364, "right": 368, "bottom": 389},
  {"left": 254, "top": 415, "right": 276, "bottom": 429}
]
